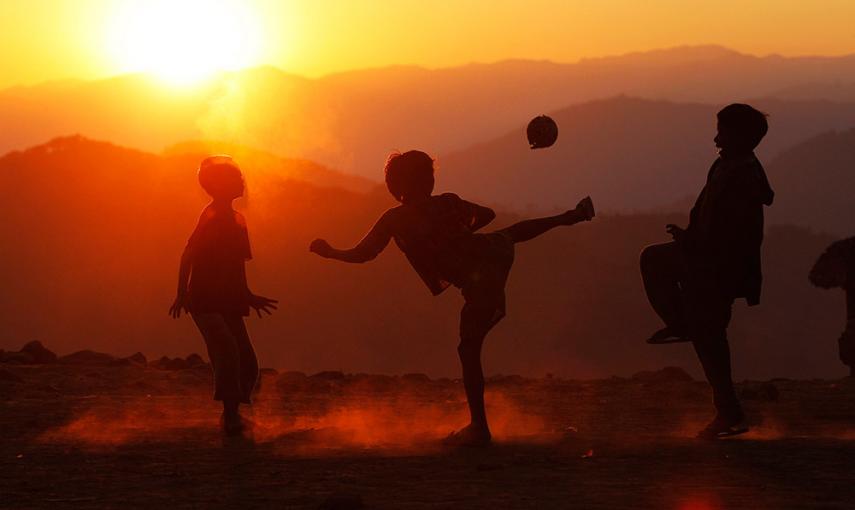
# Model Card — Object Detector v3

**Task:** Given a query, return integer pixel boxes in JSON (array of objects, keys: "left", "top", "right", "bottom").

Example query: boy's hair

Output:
[
  {"left": 384, "top": 150, "right": 435, "bottom": 201},
  {"left": 717, "top": 103, "right": 769, "bottom": 150},
  {"left": 198, "top": 155, "right": 242, "bottom": 194}
]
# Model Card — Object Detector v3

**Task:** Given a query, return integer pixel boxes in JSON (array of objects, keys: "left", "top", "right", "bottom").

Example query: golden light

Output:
[{"left": 107, "top": 0, "right": 264, "bottom": 86}]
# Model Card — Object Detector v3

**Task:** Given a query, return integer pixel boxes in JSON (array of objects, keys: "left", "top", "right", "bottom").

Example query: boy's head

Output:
[
  {"left": 715, "top": 103, "right": 768, "bottom": 153},
  {"left": 384, "top": 150, "right": 435, "bottom": 203},
  {"left": 198, "top": 155, "right": 244, "bottom": 200}
]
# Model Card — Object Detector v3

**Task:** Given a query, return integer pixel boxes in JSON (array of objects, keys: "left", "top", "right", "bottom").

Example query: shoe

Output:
[
  {"left": 696, "top": 413, "right": 749, "bottom": 440},
  {"left": 646, "top": 327, "right": 690, "bottom": 345}
]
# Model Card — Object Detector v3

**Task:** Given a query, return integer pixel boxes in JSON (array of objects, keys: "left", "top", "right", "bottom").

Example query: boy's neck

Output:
[
  {"left": 719, "top": 148, "right": 754, "bottom": 160},
  {"left": 210, "top": 198, "right": 235, "bottom": 210},
  {"left": 401, "top": 195, "right": 431, "bottom": 205}
]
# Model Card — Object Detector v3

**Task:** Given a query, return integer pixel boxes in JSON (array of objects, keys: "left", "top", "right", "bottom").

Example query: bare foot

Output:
[{"left": 443, "top": 423, "right": 492, "bottom": 447}]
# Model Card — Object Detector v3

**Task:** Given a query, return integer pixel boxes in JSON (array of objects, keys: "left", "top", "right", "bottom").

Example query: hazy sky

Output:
[{"left": 3, "top": 0, "right": 855, "bottom": 87}]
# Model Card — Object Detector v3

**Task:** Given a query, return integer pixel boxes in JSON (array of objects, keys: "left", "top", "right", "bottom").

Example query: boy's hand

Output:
[
  {"left": 249, "top": 294, "right": 278, "bottom": 318},
  {"left": 309, "top": 238, "right": 333, "bottom": 258},
  {"left": 169, "top": 293, "right": 190, "bottom": 319},
  {"left": 666, "top": 224, "right": 686, "bottom": 242},
  {"left": 575, "top": 196, "right": 595, "bottom": 221}
]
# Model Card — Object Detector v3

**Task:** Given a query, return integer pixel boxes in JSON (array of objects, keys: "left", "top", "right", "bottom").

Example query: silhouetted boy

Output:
[
  {"left": 310, "top": 150, "right": 595, "bottom": 446},
  {"left": 169, "top": 156, "right": 278, "bottom": 436},
  {"left": 809, "top": 237, "right": 855, "bottom": 377},
  {"left": 640, "top": 104, "right": 774, "bottom": 439}
]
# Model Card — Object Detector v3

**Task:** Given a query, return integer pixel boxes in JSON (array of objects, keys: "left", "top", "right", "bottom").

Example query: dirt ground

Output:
[{"left": 1, "top": 363, "right": 854, "bottom": 509}]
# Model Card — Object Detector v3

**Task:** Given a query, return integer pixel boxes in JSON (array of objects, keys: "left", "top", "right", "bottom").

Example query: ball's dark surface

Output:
[{"left": 527, "top": 115, "right": 558, "bottom": 149}]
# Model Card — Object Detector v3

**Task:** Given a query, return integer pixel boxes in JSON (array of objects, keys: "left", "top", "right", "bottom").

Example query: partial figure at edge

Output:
[{"left": 809, "top": 237, "right": 855, "bottom": 377}]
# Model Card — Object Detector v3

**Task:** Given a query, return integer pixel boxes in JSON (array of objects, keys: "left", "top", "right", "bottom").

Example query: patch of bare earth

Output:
[{"left": 1, "top": 363, "right": 854, "bottom": 509}]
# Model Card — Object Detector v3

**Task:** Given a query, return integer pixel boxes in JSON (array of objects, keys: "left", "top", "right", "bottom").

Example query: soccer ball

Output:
[{"left": 527, "top": 115, "right": 558, "bottom": 149}]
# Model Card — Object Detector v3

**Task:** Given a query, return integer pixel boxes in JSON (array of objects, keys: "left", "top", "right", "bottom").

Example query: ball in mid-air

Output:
[{"left": 527, "top": 115, "right": 558, "bottom": 149}]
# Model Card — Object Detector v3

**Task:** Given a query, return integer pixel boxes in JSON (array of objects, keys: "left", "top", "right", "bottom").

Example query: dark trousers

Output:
[
  {"left": 640, "top": 242, "right": 741, "bottom": 417},
  {"left": 191, "top": 313, "right": 259, "bottom": 404}
]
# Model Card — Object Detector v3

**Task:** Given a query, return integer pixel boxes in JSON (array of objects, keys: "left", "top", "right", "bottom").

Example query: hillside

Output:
[
  {"left": 5, "top": 46, "right": 855, "bottom": 178},
  {"left": 438, "top": 96, "right": 855, "bottom": 217},
  {"left": 0, "top": 137, "right": 846, "bottom": 379},
  {"left": 767, "top": 128, "right": 855, "bottom": 236}
]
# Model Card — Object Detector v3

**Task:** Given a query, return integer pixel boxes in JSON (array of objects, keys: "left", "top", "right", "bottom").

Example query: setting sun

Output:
[{"left": 107, "top": 0, "right": 264, "bottom": 86}]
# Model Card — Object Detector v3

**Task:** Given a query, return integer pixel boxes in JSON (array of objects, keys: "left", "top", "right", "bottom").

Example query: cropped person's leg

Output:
[
  {"left": 224, "top": 316, "right": 259, "bottom": 403},
  {"left": 640, "top": 242, "right": 689, "bottom": 337}
]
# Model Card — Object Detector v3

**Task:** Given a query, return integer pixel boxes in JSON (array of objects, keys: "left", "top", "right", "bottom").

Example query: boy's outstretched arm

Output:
[
  {"left": 169, "top": 247, "right": 193, "bottom": 318},
  {"left": 310, "top": 213, "right": 393, "bottom": 263}
]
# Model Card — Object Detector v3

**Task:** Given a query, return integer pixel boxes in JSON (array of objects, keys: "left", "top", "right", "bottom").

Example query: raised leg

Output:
[
  {"left": 499, "top": 197, "right": 593, "bottom": 244},
  {"left": 640, "top": 242, "right": 689, "bottom": 335}
]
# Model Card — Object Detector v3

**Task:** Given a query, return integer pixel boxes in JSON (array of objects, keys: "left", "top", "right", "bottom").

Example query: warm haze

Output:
[
  {"left": 2, "top": 3, "right": 855, "bottom": 508},
  {"left": 4, "top": 0, "right": 855, "bottom": 88}
]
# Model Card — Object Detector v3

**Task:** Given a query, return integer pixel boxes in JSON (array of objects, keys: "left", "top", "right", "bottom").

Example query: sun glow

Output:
[{"left": 107, "top": 0, "right": 264, "bottom": 86}]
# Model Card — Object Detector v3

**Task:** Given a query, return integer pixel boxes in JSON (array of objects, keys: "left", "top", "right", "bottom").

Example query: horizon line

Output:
[{"left": 5, "top": 43, "right": 855, "bottom": 92}]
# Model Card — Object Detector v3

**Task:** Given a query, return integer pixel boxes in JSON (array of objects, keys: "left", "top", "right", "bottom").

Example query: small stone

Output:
[
  {"left": 401, "top": 373, "right": 431, "bottom": 383},
  {"left": 20, "top": 341, "right": 57, "bottom": 364},
  {"left": 310, "top": 371, "right": 346, "bottom": 381},
  {"left": 185, "top": 353, "right": 206, "bottom": 368},
  {"left": 59, "top": 350, "right": 115, "bottom": 366},
  {"left": 127, "top": 352, "right": 147, "bottom": 365},
  {"left": 631, "top": 366, "right": 693, "bottom": 384},
  {"left": 165, "top": 357, "right": 189, "bottom": 371}
]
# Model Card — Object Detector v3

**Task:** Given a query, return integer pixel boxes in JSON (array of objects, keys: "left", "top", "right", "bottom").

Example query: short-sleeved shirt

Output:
[
  {"left": 355, "top": 193, "right": 487, "bottom": 295},
  {"left": 186, "top": 206, "right": 252, "bottom": 316}
]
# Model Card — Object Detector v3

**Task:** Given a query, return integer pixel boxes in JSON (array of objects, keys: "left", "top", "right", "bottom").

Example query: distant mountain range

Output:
[
  {"left": 4, "top": 45, "right": 855, "bottom": 179},
  {"left": 439, "top": 96, "right": 855, "bottom": 236},
  {"left": 0, "top": 136, "right": 846, "bottom": 379}
]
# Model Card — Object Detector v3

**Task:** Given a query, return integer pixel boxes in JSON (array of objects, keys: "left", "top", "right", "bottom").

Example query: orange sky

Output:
[{"left": 3, "top": 0, "right": 855, "bottom": 88}]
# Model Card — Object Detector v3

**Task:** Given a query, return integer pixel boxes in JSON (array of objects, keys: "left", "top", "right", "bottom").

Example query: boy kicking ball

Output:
[{"left": 310, "top": 150, "right": 594, "bottom": 446}]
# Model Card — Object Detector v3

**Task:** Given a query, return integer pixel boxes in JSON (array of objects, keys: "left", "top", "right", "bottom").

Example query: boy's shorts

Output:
[{"left": 460, "top": 232, "right": 515, "bottom": 332}]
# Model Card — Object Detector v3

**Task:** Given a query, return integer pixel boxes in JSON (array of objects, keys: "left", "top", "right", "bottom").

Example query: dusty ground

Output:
[{"left": 1, "top": 363, "right": 854, "bottom": 509}]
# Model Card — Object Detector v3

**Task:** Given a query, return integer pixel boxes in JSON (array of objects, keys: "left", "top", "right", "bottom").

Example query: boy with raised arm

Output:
[{"left": 310, "top": 150, "right": 594, "bottom": 446}]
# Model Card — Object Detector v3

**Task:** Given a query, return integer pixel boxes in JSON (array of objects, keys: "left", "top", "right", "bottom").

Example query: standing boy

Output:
[
  {"left": 640, "top": 104, "right": 774, "bottom": 439},
  {"left": 169, "top": 156, "right": 277, "bottom": 436},
  {"left": 310, "top": 150, "right": 594, "bottom": 446}
]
